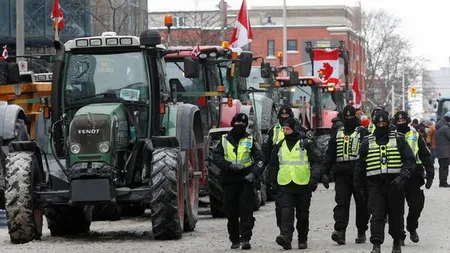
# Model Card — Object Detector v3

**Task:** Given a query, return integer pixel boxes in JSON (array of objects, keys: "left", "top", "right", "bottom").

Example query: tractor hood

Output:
[{"left": 69, "top": 103, "right": 129, "bottom": 166}]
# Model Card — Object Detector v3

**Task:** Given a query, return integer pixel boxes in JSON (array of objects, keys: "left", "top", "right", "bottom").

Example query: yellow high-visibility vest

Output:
[
  {"left": 336, "top": 127, "right": 361, "bottom": 162},
  {"left": 277, "top": 140, "right": 311, "bottom": 185},
  {"left": 365, "top": 132, "right": 403, "bottom": 176},
  {"left": 222, "top": 135, "right": 254, "bottom": 168}
]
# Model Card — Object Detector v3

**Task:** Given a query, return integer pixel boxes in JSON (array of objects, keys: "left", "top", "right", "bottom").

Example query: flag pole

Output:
[{"left": 54, "top": 21, "right": 60, "bottom": 41}]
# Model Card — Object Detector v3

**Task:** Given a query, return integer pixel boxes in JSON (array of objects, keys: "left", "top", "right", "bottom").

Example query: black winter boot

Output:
[
  {"left": 392, "top": 240, "right": 402, "bottom": 253},
  {"left": 230, "top": 242, "right": 240, "bottom": 249},
  {"left": 331, "top": 230, "right": 346, "bottom": 245},
  {"left": 371, "top": 244, "right": 381, "bottom": 253},
  {"left": 298, "top": 241, "right": 307, "bottom": 249},
  {"left": 276, "top": 235, "right": 292, "bottom": 250},
  {"left": 355, "top": 231, "right": 366, "bottom": 244},
  {"left": 241, "top": 241, "right": 251, "bottom": 250},
  {"left": 409, "top": 230, "right": 419, "bottom": 243}
]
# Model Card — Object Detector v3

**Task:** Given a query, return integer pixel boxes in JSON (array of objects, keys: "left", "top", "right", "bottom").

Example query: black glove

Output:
[
  {"left": 308, "top": 181, "right": 318, "bottom": 192},
  {"left": 425, "top": 178, "right": 433, "bottom": 189},
  {"left": 322, "top": 174, "right": 330, "bottom": 189},
  {"left": 390, "top": 176, "right": 405, "bottom": 192},
  {"left": 268, "top": 182, "right": 278, "bottom": 196},
  {"left": 244, "top": 173, "right": 256, "bottom": 182},
  {"left": 228, "top": 164, "right": 244, "bottom": 171}
]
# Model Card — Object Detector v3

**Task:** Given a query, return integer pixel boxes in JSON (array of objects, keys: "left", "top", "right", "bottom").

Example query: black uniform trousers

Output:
[
  {"left": 223, "top": 181, "right": 255, "bottom": 243},
  {"left": 367, "top": 178, "right": 405, "bottom": 244},
  {"left": 333, "top": 174, "right": 370, "bottom": 233},
  {"left": 438, "top": 158, "right": 449, "bottom": 184},
  {"left": 401, "top": 176, "right": 425, "bottom": 239},
  {"left": 277, "top": 186, "right": 311, "bottom": 243}
]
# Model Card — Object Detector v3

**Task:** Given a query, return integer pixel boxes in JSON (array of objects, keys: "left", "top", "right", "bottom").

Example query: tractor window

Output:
[
  {"left": 321, "top": 92, "right": 337, "bottom": 111},
  {"left": 64, "top": 52, "right": 149, "bottom": 105}
]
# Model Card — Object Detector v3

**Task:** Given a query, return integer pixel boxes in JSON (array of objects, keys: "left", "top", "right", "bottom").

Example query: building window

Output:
[
  {"left": 173, "top": 17, "right": 186, "bottom": 27},
  {"left": 287, "top": 40, "right": 297, "bottom": 51},
  {"left": 267, "top": 40, "right": 275, "bottom": 56}
]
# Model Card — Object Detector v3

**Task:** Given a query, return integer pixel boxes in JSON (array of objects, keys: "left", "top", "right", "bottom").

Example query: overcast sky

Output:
[{"left": 149, "top": 0, "right": 450, "bottom": 70}]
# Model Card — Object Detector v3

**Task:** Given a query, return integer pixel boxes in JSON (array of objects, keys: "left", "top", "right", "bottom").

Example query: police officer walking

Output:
[
  {"left": 355, "top": 110, "right": 416, "bottom": 253},
  {"left": 322, "top": 105, "right": 370, "bottom": 245},
  {"left": 267, "top": 118, "right": 321, "bottom": 250},
  {"left": 393, "top": 111, "right": 434, "bottom": 245},
  {"left": 212, "top": 113, "right": 265, "bottom": 250}
]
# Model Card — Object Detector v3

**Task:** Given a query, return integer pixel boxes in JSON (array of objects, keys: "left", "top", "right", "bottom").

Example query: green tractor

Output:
[{"left": 0, "top": 29, "right": 206, "bottom": 243}]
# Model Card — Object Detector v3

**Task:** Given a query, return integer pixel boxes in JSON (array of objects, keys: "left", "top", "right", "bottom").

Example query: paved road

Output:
[{"left": 1, "top": 182, "right": 449, "bottom": 253}]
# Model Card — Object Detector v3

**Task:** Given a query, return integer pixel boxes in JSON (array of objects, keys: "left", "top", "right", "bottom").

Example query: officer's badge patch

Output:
[
  {"left": 379, "top": 116, "right": 384, "bottom": 122},
  {"left": 344, "top": 136, "right": 350, "bottom": 140},
  {"left": 347, "top": 110, "right": 350, "bottom": 116},
  {"left": 399, "top": 114, "right": 403, "bottom": 119}
]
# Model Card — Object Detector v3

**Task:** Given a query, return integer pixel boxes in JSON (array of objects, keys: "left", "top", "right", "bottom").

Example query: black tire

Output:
[
  {"left": 4, "top": 152, "right": 43, "bottom": 244},
  {"left": 91, "top": 203, "right": 121, "bottom": 221},
  {"left": 207, "top": 163, "right": 226, "bottom": 218},
  {"left": 0, "top": 119, "right": 29, "bottom": 210},
  {"left": 183, "top": 148, "right": 199, "bottom": 232},
  {"left": 45, "top": 206, "right": 93, "bottom": 236},
  {"left": 150, "top": 148, "right": 184, "bottom": 240}
]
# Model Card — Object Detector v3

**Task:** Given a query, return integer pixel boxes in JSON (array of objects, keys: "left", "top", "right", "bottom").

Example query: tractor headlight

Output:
[
  {"left": 98, "top": 142, "right": 110, "bottom": 153},
  {"left": 70, "top": 143, "right": 81, "bottom": 154}
]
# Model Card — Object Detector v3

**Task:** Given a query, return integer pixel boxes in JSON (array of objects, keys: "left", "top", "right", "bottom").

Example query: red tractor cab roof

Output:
[{"left": 164, "top": 45, "right": 227, "bottom": 59}]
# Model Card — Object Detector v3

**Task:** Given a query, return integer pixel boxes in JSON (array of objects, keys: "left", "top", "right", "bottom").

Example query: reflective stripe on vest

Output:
[
  {"left": 277, "top": 140, "right": 311, "bottom": 186},
  {"left": 222, "top": 135, "right": 254, "bottom": 168},
  {"left": 405, "top": 130, "right": 423, "bottom": 165},
  {"left": 273, "top": 123, "right": 285, "bottom": 144},
  {"left": 368, "top": 124, "right": 375, "bottom": 134},
  {"left": 336, "top": 128, "right": 361, "bottom": 162},
  {"left": 365, "top": 132, "right": 403, "bottom": 176}
]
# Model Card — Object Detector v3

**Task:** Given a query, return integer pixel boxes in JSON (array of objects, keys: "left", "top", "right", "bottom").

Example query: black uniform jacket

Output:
[
  {"left": 212, "top": 132, "right": 265, "bottom": 184},
  {"left": 412, "top": 132, "right": 435, "bottom": 180},
  {"left": 354, "top": 131, "right": 417, "bottom": 189},
  {"left": 323, "top": 126, "right": 370, "bottom": 176}
]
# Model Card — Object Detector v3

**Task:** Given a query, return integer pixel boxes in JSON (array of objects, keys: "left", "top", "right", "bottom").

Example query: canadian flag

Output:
[
  {"left": 1, "top": 45, "right": 8, "bottom": 61},
  {"left": 51, "top": 0, "right": 65, "bottom": 30},
  {"left": 191, "top": 44, "right": 201, "bottom": 58},
  {"left": 313, "top": 48, "right": 340, "bottom": 85},
  {"left": 229, "top": 0, "right": 253, "bottom": 49},
  {"left": 352, "top": 78, "right": 361, "bottom": 108}
]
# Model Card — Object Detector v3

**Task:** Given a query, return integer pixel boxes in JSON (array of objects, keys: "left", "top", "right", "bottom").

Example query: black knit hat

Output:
[
  {"left": 374, "top": 110, "right": 390, "bottom": 124},
  {"left": 343, "top": 105, "right": 356, "bottom": 119},
  {"left": 231, "top": 113, "right": 248, "bottom": 127},
  {"left": 393, "top": 111, "right": 410, "bottom": 124},
  {"left": 278, "top": 105, "right": 294, "bottom": 119},
  {"left": 282, "top": 117, "right": 297, "bottom": 130}
]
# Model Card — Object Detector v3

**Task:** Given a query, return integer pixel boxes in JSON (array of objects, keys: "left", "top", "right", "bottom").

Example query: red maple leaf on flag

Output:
[{"left": 318, "top": 62, "right": 334, "bottom": 81}]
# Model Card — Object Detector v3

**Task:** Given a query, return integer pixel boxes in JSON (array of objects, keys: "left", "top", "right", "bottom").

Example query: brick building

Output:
[{"left": 149, "top": 4, "right": 367, "bottom": 104}]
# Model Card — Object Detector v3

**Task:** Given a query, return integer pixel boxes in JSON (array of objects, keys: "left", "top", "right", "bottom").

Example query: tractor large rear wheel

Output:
[
  {"left": 4, "top": 152, "right": 43, "bottom": 244},
  {"left": 183, "top": 148, "right": 199, "bottom": 232},
  {"left": 150, "top": 148, "right": 184, "bottom": 240}
]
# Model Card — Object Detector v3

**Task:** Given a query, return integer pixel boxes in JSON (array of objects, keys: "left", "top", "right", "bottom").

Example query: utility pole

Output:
[
  {"left": 220, "top": 0, "right": 227, "bottom": 42},
  {"left": 391, "top": 85, "right": 395, "bottom": 116},
  {"left": 138, "top": 0, "right": 147, "bottom": 35},
  {"left": 282, "top": 0, "right": 287, "bottom": 70},
  {"left": 402, "top": 65, "right": 405, "bottom": 110},
  {"left": 16, "top": 0, "right": 25, "bottom": 62}
]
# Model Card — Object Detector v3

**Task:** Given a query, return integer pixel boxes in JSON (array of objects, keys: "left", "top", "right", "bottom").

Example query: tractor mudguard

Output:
[
  {"left": 0, "top": 102, "right": 27, "bottom": 143},
  {"left": 150, "top": 136, "right": 180, "bottom": 149},
  {"left": 175, "top": 104, "right": 203, "bottom": 150}
]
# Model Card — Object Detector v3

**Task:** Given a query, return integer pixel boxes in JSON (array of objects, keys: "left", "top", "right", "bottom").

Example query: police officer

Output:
[
  {"left": 267, "top": 118, "right": 321, "bottom": 250},
  {"left": 355, "top": 110, "right": 416, "bottom": 253},
  {"left": 212, "top": 113, "right": 265, "bottom": 250},
  {"left": 393, "top": 111, "right": 434, "bottom": 245},
  {"left": 368, "top": 107, "right": 383, "bottom": 133},
  {"left": 322, "top": 105, "right": 370, "bottom": 245}
]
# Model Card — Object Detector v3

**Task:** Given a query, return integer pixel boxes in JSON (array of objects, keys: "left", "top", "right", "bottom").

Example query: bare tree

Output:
[
  {"left": 149, "top": 11, "right": 224, "bottom": 46},
  {"left": 362, "top": 9, "right": 428, "bottom": 111}
]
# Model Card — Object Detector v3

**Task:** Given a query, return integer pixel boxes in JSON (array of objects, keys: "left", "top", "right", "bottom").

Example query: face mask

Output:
[
  {"left": 374, "top": 126, "right": 389, "bottom": 137},
  {"left": 396, "top": 124, "right": 409, "bottom": 134},
  {"left": 279, "top": 117, "right": 288, "bottom": 125},
  {"left": 344, "top": 117, "right": 359, "bottom": 128},
  {"left": 230, "top": 125, "right": 246, "bottom": 138}
]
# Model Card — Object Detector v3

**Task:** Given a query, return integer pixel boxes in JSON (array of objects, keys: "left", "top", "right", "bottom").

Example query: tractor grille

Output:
[{"left": 70, "top": 114, "right": 111, "bottom": 154}]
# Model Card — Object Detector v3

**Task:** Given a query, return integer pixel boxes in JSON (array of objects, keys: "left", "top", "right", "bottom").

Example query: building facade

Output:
[{"left": 149, "top": 4, "right": 366, "bottom": 104}]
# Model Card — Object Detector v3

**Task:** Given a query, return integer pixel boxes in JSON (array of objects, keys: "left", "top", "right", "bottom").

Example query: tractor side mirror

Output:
[
  {"left": 183, "top": 57, "right": 200, "bottom": 78},
  {"left": 260, "top": 62, "right": 271, "bottom": 78},
  {"left": 434, "top": 104, "right": 437, "bottom": 109},
  {"left": 239, "top": 51, "right": 253, "bottom": 78},
  {"left": 7, "top": 63, "right": 20, "bottom": 84},
  {"left": 289, "top": 71, "right": 299, "bottom": 85},
  {"left": 169, "top": 78, "right": 186, "bottom": 103},
  {"left": 428, "top": 99, "right": 432, "bottom": 105}
]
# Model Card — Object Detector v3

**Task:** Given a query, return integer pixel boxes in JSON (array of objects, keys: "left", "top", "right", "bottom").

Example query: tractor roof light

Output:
[
  {"left": 277, "top": 51, "right": 283, "bottom": 59},
  {"left": 222, "top": 41, "right": 230, "bottom": 49},
  {"left": 164, "top": 14, "right": 173, "bottom": 28},
  {"left": 327, "top": 85, "right": 335, "bottom": 92},
  {"left": 307, "top": 79, "right": 313, "bottom": 85},
  {"left": 274, "top": 81, "right": 281, "bottom": 87},
  {"left": 217, "top": 85, "right": 226, "bottom": 92},
  {"left": 231, "top": 52, "right": 238, "bottom": 60}
]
